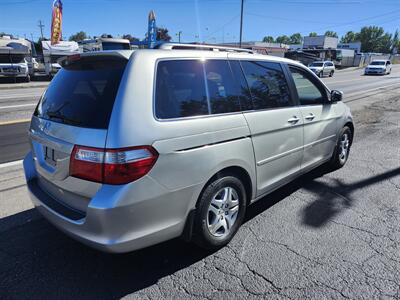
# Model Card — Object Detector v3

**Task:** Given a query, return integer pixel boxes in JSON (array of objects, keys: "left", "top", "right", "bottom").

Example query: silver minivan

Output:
[{"left": 23, "top": 44, "right": 354, "bottom": 253}]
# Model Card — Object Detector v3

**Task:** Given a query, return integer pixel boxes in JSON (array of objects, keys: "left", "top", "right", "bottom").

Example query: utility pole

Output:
[
  {"left": 38, "top": 20, "right": 45, "bottom": 40},
  {"left": 239, "top": 0, "right": 244, "bottom": 47},
  {"left": 176, "top": 31, "right": 182, "bottom": 43}
]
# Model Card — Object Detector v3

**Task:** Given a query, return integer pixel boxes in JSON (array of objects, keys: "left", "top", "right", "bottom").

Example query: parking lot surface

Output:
[{"left": 0, "top": 73, "right": 399, "bottom": 298}]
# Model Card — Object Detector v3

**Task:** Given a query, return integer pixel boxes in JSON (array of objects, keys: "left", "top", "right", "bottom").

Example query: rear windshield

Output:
[
  {"left": 34, "top": 57, "right": 126, "bottom": 129},
  {"left": 310, "top": 62, "right": 323, "bottom": 67},
  {"left": 102, "top": 42, "right": 130, "bottom": 50}
]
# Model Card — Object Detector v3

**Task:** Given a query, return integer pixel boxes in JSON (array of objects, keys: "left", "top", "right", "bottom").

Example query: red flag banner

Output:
[{"left": 51, "top": 0, "right": 63, "bottom": 45}]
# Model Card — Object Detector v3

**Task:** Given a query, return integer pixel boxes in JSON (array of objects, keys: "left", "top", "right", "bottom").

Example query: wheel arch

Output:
[
  {"left": 198, "top": 166, "right": 253, "bottom": 207},
  {"left": 344, "top": 121, "right": 354, "bottom": 144}
]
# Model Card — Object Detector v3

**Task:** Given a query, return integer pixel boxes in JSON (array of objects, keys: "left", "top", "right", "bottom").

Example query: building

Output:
[
  {"left": 337, "top": 42, "right": 362, "bottom": 54},
  {"left": 219, "top": 41, "right": 289, "bottom": 57},
  {"left": 303, "top": 36, "right": 338, "bottom": 49}
]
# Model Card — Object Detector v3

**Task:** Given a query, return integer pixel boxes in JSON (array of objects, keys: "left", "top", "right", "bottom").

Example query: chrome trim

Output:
[
  {"left": 304, "top": 134, "right": 336, "bottom": 149},
  {"left": 257, "top": 145, "right": 304, "bottom": 166}
]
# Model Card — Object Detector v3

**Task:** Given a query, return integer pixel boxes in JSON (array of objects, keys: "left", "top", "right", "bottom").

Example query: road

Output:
[
  {"left": 321, "top": 65, "right": 400, "bottom": 96},
  {"left": 0, "top": 65, "right": 399, "bottom": 299},
  {"left": 0, "top": 87, "right": 44, "bottom": 123}
]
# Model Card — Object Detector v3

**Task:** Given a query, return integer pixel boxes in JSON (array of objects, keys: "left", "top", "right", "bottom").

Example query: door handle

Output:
[
  {"left": 288, "top": 116, "right": 300, "bottom": 124},
  {"left": 304, "top": 113, "right": 315, "bottom": 121}
]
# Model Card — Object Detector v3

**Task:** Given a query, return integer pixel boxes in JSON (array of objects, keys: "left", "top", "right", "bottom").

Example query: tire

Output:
[
  {"left": 193, "top": 175, "right": 247, "bottom": 250},
  {"left": 329, "top": 126, "right": 352, "bottom": 170},
  {"left": 318, "top": 71, "right": 323, "bottom": 78},
  {"left": 25, "top": 75, "right": 30, "bottom": 83},
  {"left": 329, "top": 71, "right": 334, "bottom": 77}
]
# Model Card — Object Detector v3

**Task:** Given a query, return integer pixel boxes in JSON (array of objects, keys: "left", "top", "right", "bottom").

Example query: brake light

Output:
[{"left": 70, "top": 145, "right": 158, "bottom": 185}]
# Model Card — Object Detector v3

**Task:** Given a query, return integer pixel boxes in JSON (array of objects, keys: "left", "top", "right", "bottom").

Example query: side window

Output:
[
  {"left": 205, "top": 60, "right": 242, "bottom": 115},
  {"left": 240, "top": 61, "right": 292, "bottom": 110},
  {"left": 228, "top": 60, "right": 253, "bottom": 111},
  {"left": 289, "top": 67, "right": 327, "bottom": 105},
  {"left": 155, "top": 59, "right": 241, "bottom": 119}
]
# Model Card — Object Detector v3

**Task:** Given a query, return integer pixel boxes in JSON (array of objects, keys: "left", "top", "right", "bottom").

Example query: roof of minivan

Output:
[
  {"left": 70, "top": 48, "right": 306, "bottom": 69},
  {"left": 131, "top": 49, "right": 305, "bottom": 67}
]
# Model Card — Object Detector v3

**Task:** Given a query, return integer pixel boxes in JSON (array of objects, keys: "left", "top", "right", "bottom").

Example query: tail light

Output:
[{"left": 70, "top": 145, "right": 158, "bottom": 185}]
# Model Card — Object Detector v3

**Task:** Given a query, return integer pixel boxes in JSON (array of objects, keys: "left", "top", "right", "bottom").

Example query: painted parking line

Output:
[
  {"left": 0, "top": 159, "right": 23, "bottom": 169},
  {"left": 0, "top": 103, "right": 36, "bottom": 110},
  {"left": 0, "top": 118, "right": 31, "bottom": 126}
]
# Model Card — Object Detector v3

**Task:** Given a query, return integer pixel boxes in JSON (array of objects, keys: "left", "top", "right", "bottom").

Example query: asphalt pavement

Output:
[{"left": 0, "top": 65, "right": 399, "bottom": 299}]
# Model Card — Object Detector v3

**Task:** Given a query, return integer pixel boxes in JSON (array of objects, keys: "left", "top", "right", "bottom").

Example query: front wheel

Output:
[
  {"left": 329, "top": 126, "right": 352, "bottom": 170},
  {"left": 329, "top": 71, "right": 334, "bottom": 77},
  {"left": 318, "top": 71, "right": 323, "bottom": 78},
  {"left": 193, "top": 175, "right": 247, "bottom": 250}
]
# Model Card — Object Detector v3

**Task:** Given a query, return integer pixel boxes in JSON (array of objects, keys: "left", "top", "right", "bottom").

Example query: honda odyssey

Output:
[{"left": 23, "top": 44, "right": 354, "bottom": 253}]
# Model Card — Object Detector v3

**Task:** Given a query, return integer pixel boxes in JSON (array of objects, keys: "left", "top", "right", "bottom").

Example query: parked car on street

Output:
[
  {"left": 364, "top": 60, "right": 392, "bottom": 75},
  {"left": 0, "top": 48, "right": 30, "bottom": 82},
  {"left": 308, "top": 61, "right": 335, "bottom": 77},
  {"left": 23, "top": 44, "right": 354, "bottom": 253}
]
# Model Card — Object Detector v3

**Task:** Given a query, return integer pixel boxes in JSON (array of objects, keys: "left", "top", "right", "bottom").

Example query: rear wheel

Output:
[
  {"left": 193, "top": 175, "right": 247, "bottom": 250},
  {"left": 329, "top": 126, "right": 352, "bottom": 170}
]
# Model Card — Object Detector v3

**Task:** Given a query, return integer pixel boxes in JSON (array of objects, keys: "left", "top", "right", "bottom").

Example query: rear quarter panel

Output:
[{"left": 106, "top": 50, "right": 257, "bottom": 207}]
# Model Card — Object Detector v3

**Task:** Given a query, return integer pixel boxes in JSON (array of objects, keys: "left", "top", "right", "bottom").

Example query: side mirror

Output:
[{"left": 331, "top": 90, "right": 343, "bottom": 102}]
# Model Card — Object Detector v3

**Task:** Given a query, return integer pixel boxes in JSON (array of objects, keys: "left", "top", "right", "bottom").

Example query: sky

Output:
[{"left": 0, "top": 0, "right": 399, "bottom": 43}]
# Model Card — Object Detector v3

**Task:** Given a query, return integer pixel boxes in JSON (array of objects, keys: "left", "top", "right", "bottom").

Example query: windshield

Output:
[
  {"left": 0, "top": 54, "right": 26, "bottom": 64},
  {"left": 102, "top": 42, "right": 130, "bottom": 50},
  {"left": 34, "top": 57, "right": 127, "bottom": 129},
  {"left": 310, "top": 62, "right": 323, "bottom": 67},
  {"left": 370, "top": 61, "right": 385, "bottom": 66}
]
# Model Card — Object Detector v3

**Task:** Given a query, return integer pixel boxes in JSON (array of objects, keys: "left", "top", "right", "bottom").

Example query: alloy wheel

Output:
[{"left": 207, "top": 187, "right": 240, "bottom": 238}]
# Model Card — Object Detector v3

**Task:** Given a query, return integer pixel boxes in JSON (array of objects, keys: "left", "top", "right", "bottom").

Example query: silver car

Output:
[
  {"left": 308, "top": 61, "right": 335, "bottom": 78},
  {"left": 23, "top": 44, "right": 354, "bottom": 253}
]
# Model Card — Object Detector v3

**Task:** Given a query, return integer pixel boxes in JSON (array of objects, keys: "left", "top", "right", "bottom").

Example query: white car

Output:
[
  {"left": 308, "top": 61, "right": 335, "bottom": 78},
  {"left": 364, "top": 60, "right": 392, "bottom": 75}
]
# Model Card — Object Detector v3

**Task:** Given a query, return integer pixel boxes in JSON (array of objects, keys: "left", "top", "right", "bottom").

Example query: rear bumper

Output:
[{"left": 23, "top": 152, "right": 201, "bottom": 253}]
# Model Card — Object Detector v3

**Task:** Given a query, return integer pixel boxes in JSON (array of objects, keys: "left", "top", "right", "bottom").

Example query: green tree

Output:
[
  {"left": 358, "top": 26, "right": 391, "bottom": 53},
  {"left": 325, "top": 31, "right": 338, "bottom": 38},
  {"left": 69, "top": 31, "right": 88, "bottom": 42},
  {"left": 340, "top": 31, "right": 359, "bottom": 43},
  {"left": 275, "top": 35, "right": 291, "bottom": 44},
  {"left": 156, "top": 27, "right": 171, "bottom": 41},
  {"left": 101, "top": 33, "right": 113, "bottom": 38},
  {"left": 309, "top": 32, "right": 318, "bottom": 37},
  {"left": 122, "top": 34, "right": 139, "bottom": 43},
  {"left": 290, "top": 33, "right": 302, "bottom": 44},
  {"left": 262, "top": 36, "right": 274, "bottom": 43}
]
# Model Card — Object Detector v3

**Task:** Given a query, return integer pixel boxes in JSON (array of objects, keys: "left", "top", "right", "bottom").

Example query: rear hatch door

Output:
[{"left": 29, "top": 53, "right": 129, "bottom": 212}]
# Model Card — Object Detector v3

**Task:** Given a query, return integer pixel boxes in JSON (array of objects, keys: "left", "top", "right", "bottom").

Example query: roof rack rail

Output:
[{"left": 155, "top": 43, "right": 254, "bottom": 54}]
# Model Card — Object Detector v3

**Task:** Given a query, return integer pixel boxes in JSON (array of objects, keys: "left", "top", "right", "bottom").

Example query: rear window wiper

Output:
[{"left": 46, "top": 111, "right": 82, "bottom": 126}]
